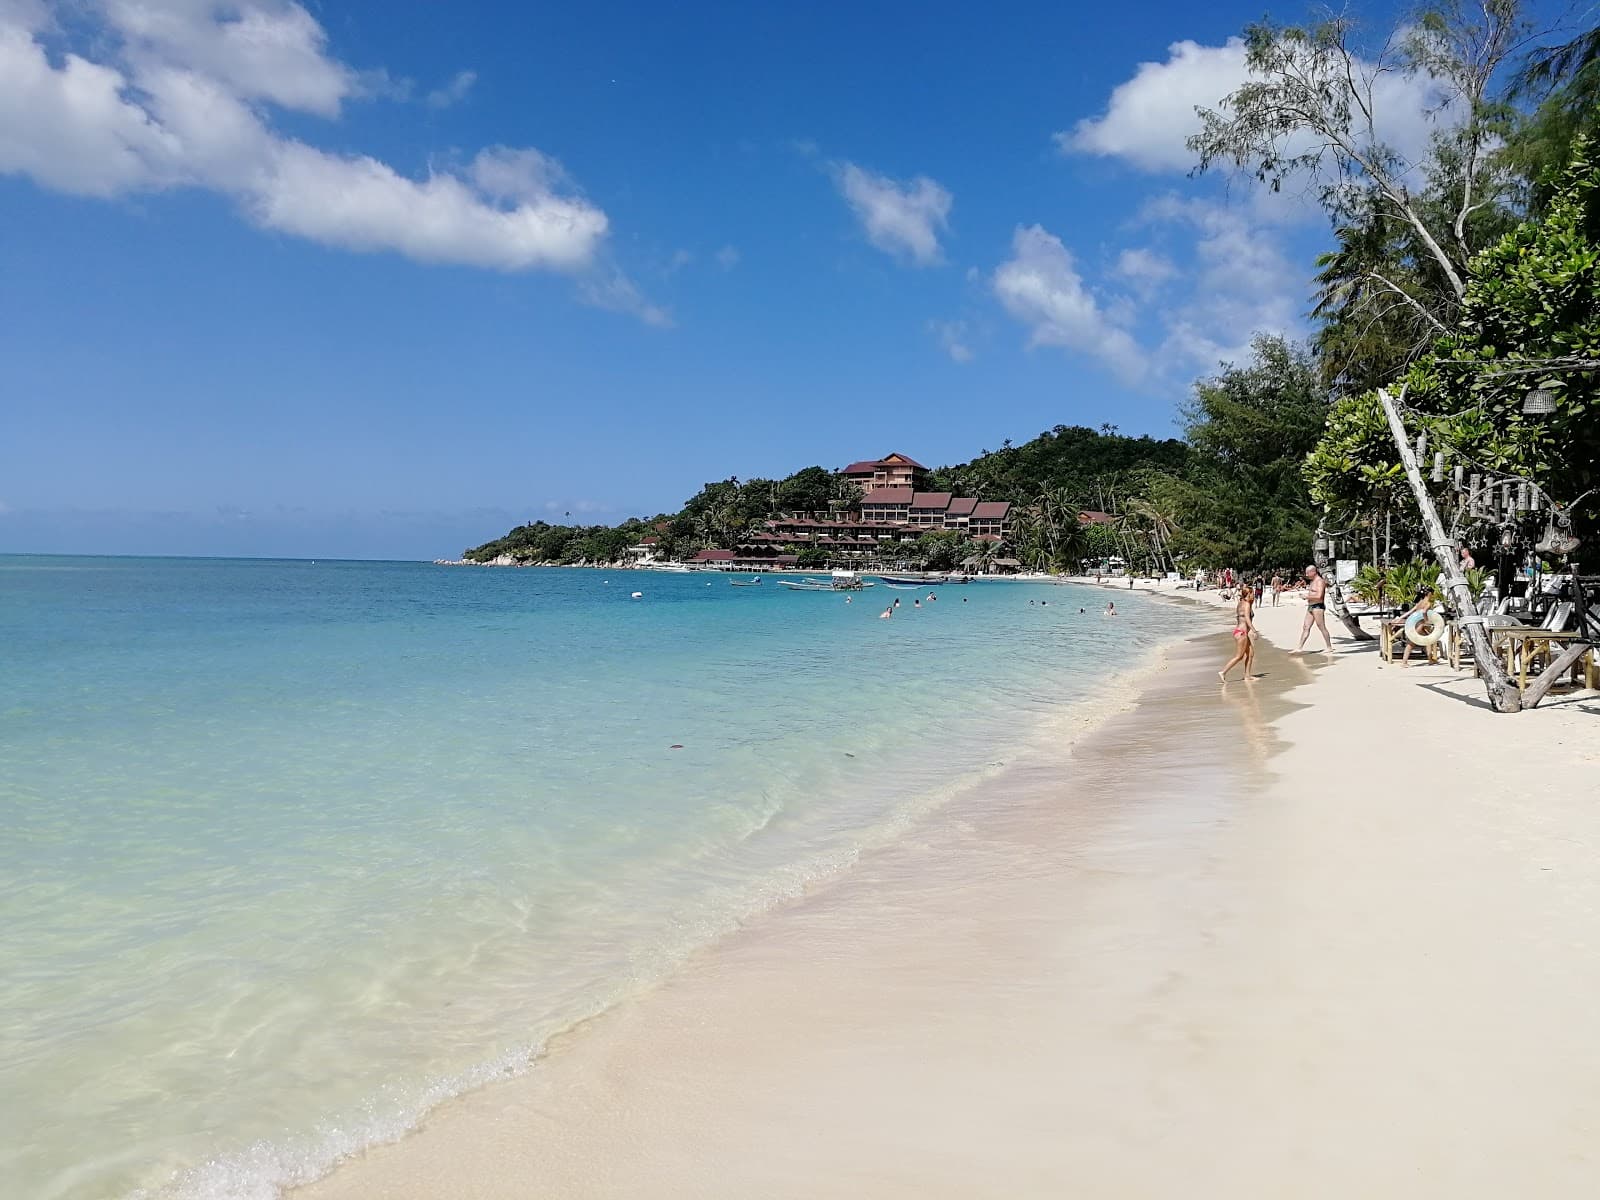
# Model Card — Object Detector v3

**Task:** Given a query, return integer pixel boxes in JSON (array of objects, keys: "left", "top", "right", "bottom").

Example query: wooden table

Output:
[{"left": 1490, "top": 628, "right": 1598, "bottom": 692}]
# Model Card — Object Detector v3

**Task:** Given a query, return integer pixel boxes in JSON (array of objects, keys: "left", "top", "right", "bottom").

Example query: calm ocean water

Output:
[{"left": 0, "top": 557, "right": 1199, "bottom": 1200}]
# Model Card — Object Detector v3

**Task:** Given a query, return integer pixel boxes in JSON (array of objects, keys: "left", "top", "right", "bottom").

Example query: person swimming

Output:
[{"left": 1105, "top": 601, "right": 1117, "bottom": 615}]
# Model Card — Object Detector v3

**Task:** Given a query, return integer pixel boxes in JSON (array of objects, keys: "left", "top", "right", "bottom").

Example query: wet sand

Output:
[{"left": 301, "top": 601, "right": 1600, "bottom": 1198}]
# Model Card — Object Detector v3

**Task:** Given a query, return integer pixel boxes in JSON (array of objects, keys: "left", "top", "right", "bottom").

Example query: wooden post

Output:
[{"left": 1376, "top": 387, "right": 1521, "bottom": 713}]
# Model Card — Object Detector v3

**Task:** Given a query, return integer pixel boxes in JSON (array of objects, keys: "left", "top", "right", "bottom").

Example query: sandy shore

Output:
[{"left": 300, "top": 585, "right": 1600, "bottom": 1199}]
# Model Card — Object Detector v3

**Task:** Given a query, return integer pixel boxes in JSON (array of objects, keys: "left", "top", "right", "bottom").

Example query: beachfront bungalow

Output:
[
  {"left": 968, "top": 501, "right": 1013, "bottom": 540},
  {"left": 860, "top": 486, "right": 914, "bottom": 523},
  {"left": 625, "top": 536, "right": 660, "bottom": 563},
  {"left": 690, "top": 549, "right": 737, "bottom": 567},
  {"left": 841, "top": 453, "right": 929, "bottom": 494}
]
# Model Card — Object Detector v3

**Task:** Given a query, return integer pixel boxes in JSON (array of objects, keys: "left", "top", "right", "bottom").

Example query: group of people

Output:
[
  {"left": 1219, "top": 564, "right": 1339, "bottom": 682},
  {"left": 879, "top": 591, "right": 941, "bottom": 618}
]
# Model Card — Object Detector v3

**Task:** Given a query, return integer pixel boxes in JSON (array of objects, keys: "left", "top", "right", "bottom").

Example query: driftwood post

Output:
[{"left": 1376, "top": 386, "right": 1522, "bottom": 713}]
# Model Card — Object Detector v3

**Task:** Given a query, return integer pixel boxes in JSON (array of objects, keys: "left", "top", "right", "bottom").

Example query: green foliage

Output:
[
  {"left": 1305, "top": 391, "right": 1410, "bottom": 518},
  {"left": 1147, "top": 335, "right": 1328, "bottom": 571},
  {"left": 913, "top": 529, "right": 966, "bottom": 571},
  {"left": 926, "top": 426, "right": 1189, "bottom": 506},
  {"left": 794, "top": 547, "right": 829, "bottom": 569},
  {"left": 1405, "top": 145, "right": 1600, "bottom": 524},
  {"left": 464, "top": 518, "right": 655, "bottom": 565}
]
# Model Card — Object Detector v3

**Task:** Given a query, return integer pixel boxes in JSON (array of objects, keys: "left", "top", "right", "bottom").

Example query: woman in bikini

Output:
[{"left": 1219, "top": 577, "right": 1256, "bottom": 682}]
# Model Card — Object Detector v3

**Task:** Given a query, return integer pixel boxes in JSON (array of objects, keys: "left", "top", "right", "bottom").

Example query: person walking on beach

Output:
[
  {"left": 1294, "top": 565, "right": 1334, "bottom": 655},
  {"left": 1219, "top": 578, "right": 1256, "bottom": 682},
  {"left": 1270, "top": 572, "right": 1283, "bottom": 606}
]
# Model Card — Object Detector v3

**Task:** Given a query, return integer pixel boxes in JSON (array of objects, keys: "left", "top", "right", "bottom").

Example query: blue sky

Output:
[{"left": 2, "top": 0, "right": 1434, "bottom": 558}]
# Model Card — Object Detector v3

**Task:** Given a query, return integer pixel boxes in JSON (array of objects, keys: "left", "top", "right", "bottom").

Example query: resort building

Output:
[
  {"left": 840, "top": 453, "right": 929, "bottom": 494},
  {"left": 942, "top": 496, "right": 978, "bottom": 529},
  {"left": 671, "top": 452, "right": 1024, "bottom": 570},
  {"left": 909, "top": 492, "right": 954, "bottom": 527},
  {"left": 860, "top": 486, "right": 914, "bottom": 523},
  {"left": 968, "top": 501, "right": 1013, "bottom": 539}
]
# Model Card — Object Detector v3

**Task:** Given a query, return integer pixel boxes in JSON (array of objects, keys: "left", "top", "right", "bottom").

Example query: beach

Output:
[{"left": 299, "top": 582, "right": 1600, "bottom": 1199}]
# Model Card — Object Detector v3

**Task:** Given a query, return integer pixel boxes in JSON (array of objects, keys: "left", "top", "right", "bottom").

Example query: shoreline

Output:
[
  {"left": 295, "top": 611, "right": 1286, "bottom": 1199},
  {"left": 298, "top": 585, "right": 1600, "bottom": 1198}
]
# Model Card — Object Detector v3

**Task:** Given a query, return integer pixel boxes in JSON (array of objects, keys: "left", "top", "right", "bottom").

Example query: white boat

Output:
[{"left": 780, "top": 572, "right": 873, "bottom": 592}]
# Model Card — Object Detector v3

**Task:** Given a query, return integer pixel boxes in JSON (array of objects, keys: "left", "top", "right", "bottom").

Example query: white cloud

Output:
[
  {"left": 928, "top": 319, "right": 974, "bottom": 364},
  {"left": 100, "top": 0, "right": 352, "bottom": 116},
  {"left": 714, "top": 244, "right": 740, "bottom": 270},
  {"left": 1136, "top": 195, "right": 1304, "bottom": 371},
  {"left": 1060, "top": 35, "right": 1452, "bottom": 180},
  {"left": 1114, "top": 247, "right": 1177, "bottom": 290},
  {"left": 834, "top": 162, "right": 951, "bottom": 266},
  {"left": 1060, "top": 38, "right": 1250, "bottom": 172},
  {"left": 425, "top": 68, "right": 476, "bottom": 110},
  {"left": 992, "top": 225, "right": 1145, "bottom": 382},
  {"left": 0, "top": 1, "right": 655, "bottom": 310}
]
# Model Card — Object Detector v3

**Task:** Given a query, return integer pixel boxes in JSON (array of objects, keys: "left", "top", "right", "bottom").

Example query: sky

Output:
[{"left": 1, "top": 0, "right": 1452, "bottom": 558}]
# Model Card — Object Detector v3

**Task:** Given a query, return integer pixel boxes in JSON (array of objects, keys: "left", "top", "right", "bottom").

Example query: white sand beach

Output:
[{"left": 300, "top": 585, "right": 1600, "bottom": 1199}]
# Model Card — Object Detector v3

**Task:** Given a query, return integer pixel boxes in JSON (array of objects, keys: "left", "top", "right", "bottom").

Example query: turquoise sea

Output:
[{"left": 0, "top": 557, "right": 1198, "bottom": 1200}]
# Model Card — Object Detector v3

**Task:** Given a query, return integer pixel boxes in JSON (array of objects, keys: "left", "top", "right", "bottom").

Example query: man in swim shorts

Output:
[{"left": 1294, "top": 564, "right": 1334, "bottom": 655}]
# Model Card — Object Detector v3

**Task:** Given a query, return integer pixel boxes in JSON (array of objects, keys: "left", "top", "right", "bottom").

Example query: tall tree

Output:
[
  {"left": 1191, "top": 6, "right": 1529, "bottom": 382},
  {"left": 1150, "top": 336, "right": 1330, "bottom": 572}
]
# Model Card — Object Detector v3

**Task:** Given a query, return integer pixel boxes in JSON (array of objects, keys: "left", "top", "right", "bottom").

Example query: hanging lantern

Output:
[
  {"left": 1522, "top": 387, "right": 1558, "bottom": 415},
  {"left": 1502, "top": 483, "right": 1514, "bottom": 513},
  {"left": 1517, "top": 481, "right": 1530, "bottom": 511},
  {"left": 1530, "top": 486, "right": 1543, "bottom": 512},
  {"left": 1431, "top": 452, "right": 1445, "bottom": 483},
  {"left": 1453, "top": 464, "right": 1465, "bottom": 492}
]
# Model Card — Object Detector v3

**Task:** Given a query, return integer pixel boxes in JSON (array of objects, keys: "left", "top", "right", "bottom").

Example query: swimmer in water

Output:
[
  {"left": 1106, "top": 601, "right": 1117, "bottom": 615},
  {"left": 914, "top": 599, "right": 922, "bottom": 608},
  {"left": 880, "top": 605, "right": 893, "bottom": 619}
]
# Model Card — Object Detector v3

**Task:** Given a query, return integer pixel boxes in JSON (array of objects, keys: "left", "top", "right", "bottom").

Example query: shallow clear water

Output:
[{"left": 0, "top": 557, "right": 1198, "bottom": 1200}]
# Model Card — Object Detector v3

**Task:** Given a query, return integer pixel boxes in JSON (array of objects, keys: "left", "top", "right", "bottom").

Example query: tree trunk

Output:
[
  {"left": 1376, "top": 387, "right": 1521, "bottom": 713},
  {"left": 1313, "top": 527, "right": 1372, "bottom": 640}
]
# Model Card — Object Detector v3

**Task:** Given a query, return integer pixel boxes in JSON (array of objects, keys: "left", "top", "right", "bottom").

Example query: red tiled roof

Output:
[
  {"left": 691, "top": 549, "right": 736, "bottom": 561},
  {"left": 910, "top": 492, "right": 953, "bottom": 510},
  {"left": 639, "top": 537, "right": 658, "bottom": 545},
  {"left": 861, "top": 487, "right": 913, "bottom": 505},
  {"left": 1078, "top": 510, "right": 1116, "bottom": 525},
  {"left": 971, "top": 501, "right": 1012, "bottom": 520},
  {"left": 944, "top": 496, "right": 978, "bottom": 516},
  {"left": 842, "top": 460, "right": 879, "bottom": 475},
  {"left": 879, "top": 452, "right": 927, "bottom": 469}
]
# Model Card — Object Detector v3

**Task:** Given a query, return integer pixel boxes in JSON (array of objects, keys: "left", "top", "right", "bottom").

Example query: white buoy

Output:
[{"left": 631, "top": 591, "right": 643, "bottom": 599}]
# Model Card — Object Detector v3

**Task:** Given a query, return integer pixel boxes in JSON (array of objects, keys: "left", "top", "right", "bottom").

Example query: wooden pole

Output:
[{"left": 1376, "top": 386, "right": 1521, "bottom": 713}]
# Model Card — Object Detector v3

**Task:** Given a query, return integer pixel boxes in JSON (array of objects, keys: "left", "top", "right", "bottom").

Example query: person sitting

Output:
[{"left": 1388, "top": 588, "right": 1442, "bottom": 667}]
